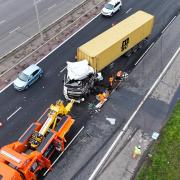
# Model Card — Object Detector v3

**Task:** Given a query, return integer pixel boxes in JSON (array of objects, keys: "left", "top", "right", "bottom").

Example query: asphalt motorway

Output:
[
  {"left": 0, "top": 0, "right": 85, "bottom": 57},
  {"left": 0, "top": 0, "right": 180, "bottom": 179}
]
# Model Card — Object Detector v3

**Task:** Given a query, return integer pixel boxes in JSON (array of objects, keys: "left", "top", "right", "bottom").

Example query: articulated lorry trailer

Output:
[{"left": 64, "top": 10, "right": 154, "bottom": 102}]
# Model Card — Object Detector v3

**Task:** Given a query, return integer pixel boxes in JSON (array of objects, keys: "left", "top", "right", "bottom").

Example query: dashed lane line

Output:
[
  {"left": 48, "top": 4, "right": 57, "bottom": 11},
  {"left": 126, "top": 8, "right": 132, "bottom": 14},
  {"left": 7, "top": 106, "right": 22, "bottom": 121},
  {"left": 9, "top": 26, "right": 21, "bottom": 34}
]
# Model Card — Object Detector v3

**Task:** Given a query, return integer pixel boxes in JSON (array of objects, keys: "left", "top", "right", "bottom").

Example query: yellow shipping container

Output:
[{"left": 77, "top": 11, "right": 154, "bottom": 72}]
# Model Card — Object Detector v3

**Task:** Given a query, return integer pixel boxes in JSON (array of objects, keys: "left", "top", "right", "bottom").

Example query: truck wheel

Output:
[
  {"left": 133, "top": 45, "right": 138, "bottom": 53},
  {"left": 125, "top": 49, "right": 132, "bottom": 57}
]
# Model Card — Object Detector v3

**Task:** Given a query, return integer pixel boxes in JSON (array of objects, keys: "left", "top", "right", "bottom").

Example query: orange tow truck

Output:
[{"left": 0, "top": 100, "right": 74, "bottom": 180}]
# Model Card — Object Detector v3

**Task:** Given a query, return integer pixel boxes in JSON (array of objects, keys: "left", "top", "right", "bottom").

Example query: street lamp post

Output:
[{"left": 33, "top": 0, "right": 43, "bottom": 42}]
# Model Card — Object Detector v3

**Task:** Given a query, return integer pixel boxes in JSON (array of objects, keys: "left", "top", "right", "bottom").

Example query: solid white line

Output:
[
  {"left": 60, "top": 66, "right": 67, "bottom": 73},
  {"left": 9, "top": 26, "right": 20, "bottom": 34},
  {"left": 43, "top": 126, "right": 85, "bottom": 176},
  {"left": 126, "top": 8, "right": 132, "bottom": 14},
  {"left": 0, "top": 82, "right": 13, "bottom": 93},
  {"left": 0, "top": 12, "right": 101, "bottom": 93},
  {"left": 135, "top": 42, "right": 155, "bottom": 66},
  {"left": 7, "top": 107, "right": 22, "bottom": 121},
  {"left": 161, "top": 16, "right": 176, "bottom": 34},
  {"left": 48, "top": 4, "right": 56, "bottom": 11},
  {"left": 37, "top": 108, "right": 49, "bottom": 122},
  {"left": 36, "top": 12, "right": 101, "bottom": 65},
  {"left": 18, "top": 123, "right": 34, "bottom": 141},
  {"left": 89, "top": 47, "right": 180, "bottom": 180},
  {"left": 0, "top": 0, "right": 89, "bottom": 60},
  {"left": 0, "top": 20, "right": 6, "bottom": 25}
]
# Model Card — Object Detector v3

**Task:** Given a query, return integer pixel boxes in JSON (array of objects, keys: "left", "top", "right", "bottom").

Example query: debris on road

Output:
[
  {"left": 151, "top": 132, "right": 159, "bottom": 140},
  {"left": 106, "top": 117, "right": 116, "bottom": 125}
]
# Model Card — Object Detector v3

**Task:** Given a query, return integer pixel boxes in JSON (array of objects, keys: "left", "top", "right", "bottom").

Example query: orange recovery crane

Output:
[{"left": 0, "top": 99, "right": 75, "bottom": 180}]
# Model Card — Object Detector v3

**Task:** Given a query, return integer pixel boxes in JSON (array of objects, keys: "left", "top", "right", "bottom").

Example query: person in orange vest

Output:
[
  {"left": 115, "top": 70, "right": 124, "bottom": 81},
  {"left": 96, "top": 93, "right": 106, "bottom": 103}
]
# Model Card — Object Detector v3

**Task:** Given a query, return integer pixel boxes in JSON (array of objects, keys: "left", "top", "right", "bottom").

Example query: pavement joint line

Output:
[
  {"left": 126, "top": 8, "right": 132, "bottom": 14},
  {"left": 7, "top": 106, "right": 22, "bottom": 121},
  {"left": 0, "top": 11, "right": 101, "bottom": 93},
  {"left": 9, "top": 26, "right": 21, "bottom": 34},
  {"left": 134, "top": 42, "right": 155, "bottom": 66},
  {"left": 161, "top": 16, "right": 177, "bottom": 34},
  {"left": 88, "top": 47, "right": 180, "bottom": 180},
  {"left": 43, "top": 126, "right": 85, "bottom": 176},
  {"left": 60, "top": 66, "right": 67, "bottom": 73}
]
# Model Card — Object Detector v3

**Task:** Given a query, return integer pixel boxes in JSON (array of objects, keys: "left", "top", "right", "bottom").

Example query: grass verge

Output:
[{"left": 136, "top": 100, "right": 180, "bottom": 180}]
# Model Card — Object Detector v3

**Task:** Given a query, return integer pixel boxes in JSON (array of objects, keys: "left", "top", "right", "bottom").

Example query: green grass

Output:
[{"left": 136, "top": 100, "right": 180, "bottom": 180}]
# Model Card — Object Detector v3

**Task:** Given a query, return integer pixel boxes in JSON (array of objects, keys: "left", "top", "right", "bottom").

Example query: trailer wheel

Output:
[
  {"left": 124, "top": 49, "right": 132, "bottom": 57},
  {"left": 133, "top": 45, "right": 138, "bottom": 53}
]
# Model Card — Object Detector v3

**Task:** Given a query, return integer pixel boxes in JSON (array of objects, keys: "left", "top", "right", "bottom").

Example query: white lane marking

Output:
[
  {"left": 9, "top": 26, "right": 21, "bottom": 34},
  {"left": 37, "top": 108, "right": 49, "bottom": 122},
  {"left": 36, "top": 12, "right": 101, "bottom": 66},
  {"left": 89, "top": 47, "right": 180, "bottom": 180},
  {"left": 161, "top": 16, "right": 177, "bottom": 34},
  {"left": 0, "top": 20, "right": 6, "bottom": 25},
  {"left": 126, "top": 8, "right": 132, "bottom": 14},
  {"left": 18, "top": 123, "right": 34, "bottom": 141},
  {"left": 60, "top": 66, "right": 67, "bottom": 73},
  {"left": 34, "top": 0, "right": 42, "bottom": 4},
  {"left": 7, "top": 107, "right": 22, "bottom": 121},
  {"left": 43, "top": 126, "right": 85, "bottom": 176},
  {"left": 135, "top": 42, "right": 155, "bottom": 66},
  {"left": 48, "top": 4, "right": 56, "bottom": 11},
  {"left": 0, "top": 82, "right": 13, "bottom": 93},
  {"left": 0, "top": 12, "right": 101, "bottom": 93}
]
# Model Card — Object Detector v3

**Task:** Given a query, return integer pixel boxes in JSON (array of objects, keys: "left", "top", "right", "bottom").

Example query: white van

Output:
[{"left": 101, "top": 0, "right": 122, "bottom": 16}]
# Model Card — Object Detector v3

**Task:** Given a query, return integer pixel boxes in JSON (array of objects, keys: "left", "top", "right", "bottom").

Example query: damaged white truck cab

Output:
[{"left": 63, "top": 60, "right": 99, "bottom": 103}]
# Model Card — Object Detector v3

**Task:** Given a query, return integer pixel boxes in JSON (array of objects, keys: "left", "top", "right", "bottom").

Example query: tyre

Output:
[{"left": 25, "top": 85, "right": 29, "bottom": 89}]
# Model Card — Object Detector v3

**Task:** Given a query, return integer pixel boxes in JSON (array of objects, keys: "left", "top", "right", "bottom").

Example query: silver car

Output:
[{"left": 13, "top": 64, "right": 43, "bottom": 91}]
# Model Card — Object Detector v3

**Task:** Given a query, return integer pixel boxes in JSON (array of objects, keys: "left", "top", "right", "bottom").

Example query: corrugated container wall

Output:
[{"left": 77, "top": 11, "right": 154, "bottom": 72}]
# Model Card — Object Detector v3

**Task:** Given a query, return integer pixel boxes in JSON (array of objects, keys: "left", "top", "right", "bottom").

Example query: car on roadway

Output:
[
  {"left": 101, "top": 0, "right": 122, "bottom": 16},
  {"left": 13, "top": 64, "right": 43, "bottom": 91}
]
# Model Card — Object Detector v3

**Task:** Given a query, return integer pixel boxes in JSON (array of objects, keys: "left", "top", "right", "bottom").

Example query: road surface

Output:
[
  {"left": 0, "top": 0, "right": 179, "bottom": 179},
  {"left": 0, "top": 0, "right": 85, "bottom": 57}
]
